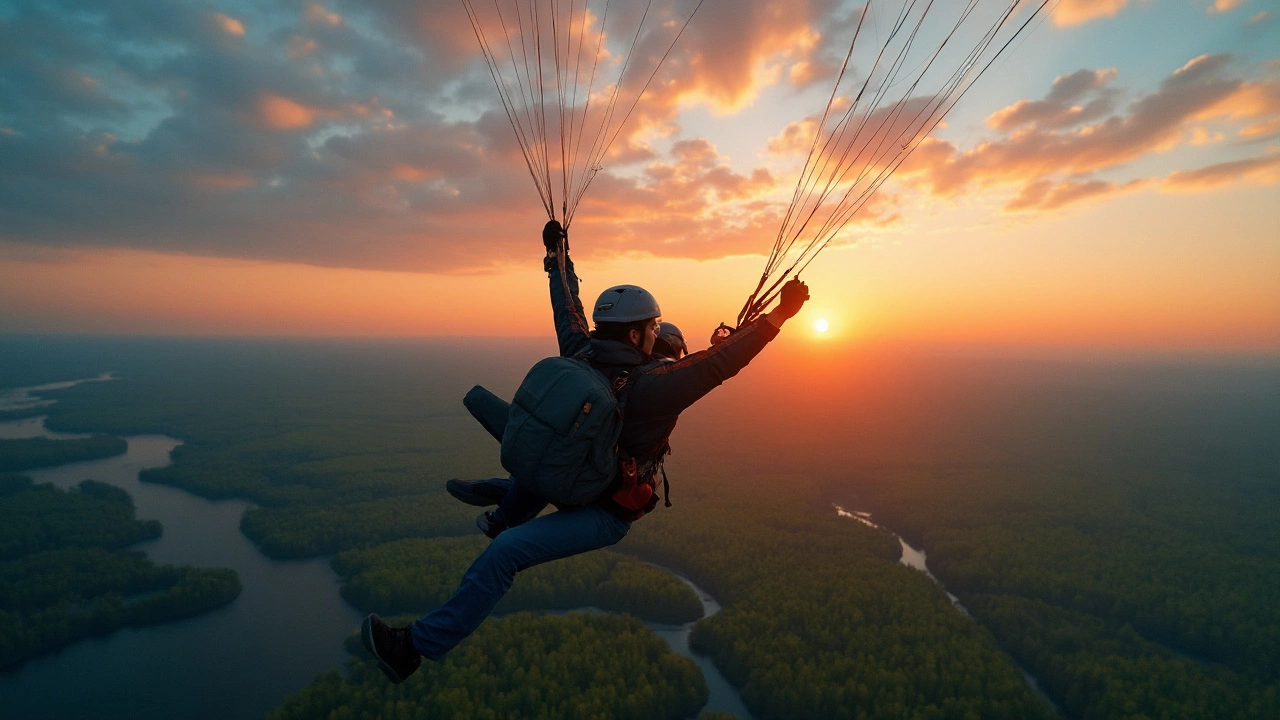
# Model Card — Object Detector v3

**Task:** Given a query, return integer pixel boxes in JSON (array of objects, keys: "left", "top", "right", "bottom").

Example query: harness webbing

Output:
[{"left": 660, "top": 463, "right": 671, "bottom": 508}]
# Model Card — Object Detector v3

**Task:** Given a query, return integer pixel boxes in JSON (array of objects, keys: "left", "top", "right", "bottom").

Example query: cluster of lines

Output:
[
  {"left": 462, "top": 0, "right": 706, "bottom": 229},
  {"left": 736, "top": 0, "right": 1057, "bottom": 327}
]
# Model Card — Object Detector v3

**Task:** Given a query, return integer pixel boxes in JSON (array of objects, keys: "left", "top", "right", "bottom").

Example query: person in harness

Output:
[
  {"left": 443, "top": 318, "right": 688, "bottom": 521},
  {"left": 474, "top": 276, "right": 668, "bottom": 537},
  {"left": 362, "top": 220, "right": 809, "bottom": 684}
]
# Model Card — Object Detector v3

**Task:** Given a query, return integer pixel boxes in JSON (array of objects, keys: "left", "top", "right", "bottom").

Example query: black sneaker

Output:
[
  {"left": 447, "top": 478, "right": 507, "bottom": 507},
  {"left": 362, "top": 613, "right": 421, "bottom": 684},
  {"left": 476, "top": 510, "right": 507, "bottom": 539}
]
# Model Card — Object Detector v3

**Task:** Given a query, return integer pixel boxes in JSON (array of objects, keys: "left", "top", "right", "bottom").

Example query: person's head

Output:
[
  {"left": 652, "top": 321, "right": 687, "bottom": 360},
  {"left": 592, "top": 285, "right": 661, "bottom": 355}
]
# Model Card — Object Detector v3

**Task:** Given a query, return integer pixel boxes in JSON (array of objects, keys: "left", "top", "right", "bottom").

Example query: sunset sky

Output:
[{"left": 1, "top": 0, "right": 1277, "bottom": 354}]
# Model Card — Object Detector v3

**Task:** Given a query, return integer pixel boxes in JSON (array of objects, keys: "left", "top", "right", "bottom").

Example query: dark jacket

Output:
[{"left": 546, "top": 249, "right": 779, "bottom": 466}]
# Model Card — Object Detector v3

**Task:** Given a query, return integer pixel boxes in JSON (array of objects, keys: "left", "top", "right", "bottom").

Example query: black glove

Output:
[
  {"left": 543, "top": 220, "right": 565, "bottom": 252},
  {"left": 774, "top": 279, "right": 809, "bottom": 320},
  {"left": 709, "top": 323, "right": 735, "bottom": 346}
]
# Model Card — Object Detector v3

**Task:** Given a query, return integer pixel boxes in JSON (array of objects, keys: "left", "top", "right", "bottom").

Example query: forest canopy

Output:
[
  {"left": 270, "top": 613, "right": 708, "bottom": 720},
  {"left": 0, "top": 473, "right": 241, "bottom": 670},
  {"left": 333, "top": 536, "right": 703, "bottom": 625},
  {"left": 0, "top": 436, "right": 127, "bottom": 473},
  {"left": 4, "top": 337, "right": 1277, "bottom": 719}
]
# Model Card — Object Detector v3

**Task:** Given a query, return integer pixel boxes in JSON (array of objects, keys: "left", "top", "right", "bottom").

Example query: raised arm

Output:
[
  {"left": 627, "top": 279, "right": 809, "bottom": 418},
  {"left": 542, "top": 220, "right": 592, "bottom": 358}
]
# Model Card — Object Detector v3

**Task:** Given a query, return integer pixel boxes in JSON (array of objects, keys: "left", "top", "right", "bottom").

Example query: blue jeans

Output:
[
  {"left": 409, "top": 503, "right": 631, "bottom": 660},
  {"left": 495, "top": 477, "right": 550, "bottom": 527},
  {"left": 456, "top": 476, "right": 548, "bottom": 528}
]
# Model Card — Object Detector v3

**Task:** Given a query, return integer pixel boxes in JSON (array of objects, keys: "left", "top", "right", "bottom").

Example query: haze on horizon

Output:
[{"left": 0, "top": 0, "right": 1277, "bottom": 355}]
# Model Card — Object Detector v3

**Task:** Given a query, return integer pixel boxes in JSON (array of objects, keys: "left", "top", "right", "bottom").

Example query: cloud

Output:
[
  {"left": 1211, "top": 0, "right": 1248, "bottom": 12},
  {"left": 1195, "top": 77, "right": 1280, "bottom": 138},
  {"left": 1, "top": 0, "right": 1274, "bottom": 275},
  {"left": 212, "top": 13, "right": 245, "bottom": 37},
  {"left": 563, "top": 138, "right": 787, "bottom": 260},
  {"left": 984, "top": 69, "right": 1119, "bottom": 131},
  {"left": 305, "top": 3, "right": 344, "bottom": 28},
  {"left": 0, "top": 0, "right": 524, "bottom": 271},
  {"left": 763, "top": 95, "right": 949, "bottom": 233},
  {"left": 610, "top": 0, "right": 842, "bottom": 117},
  {"left": 897, "top": 54, "right": 1280, "bottom": 209},
  {"left": 1052, "top": 0, "right": 1130, "bottom": 27},
  {"left": 533, "top": 0, "right": 848, "bottom": 169},
  {"left": 1005, "top": 177, "right": 1149, "bottom": 211},
  {"left": 768, "top": 117, "right": 821, "bottom": 156},
  {"left": 0, "top": 0, "right": 865, "bottom": 272},
  {"left": 1162, "top": 154, "right": 1280, "bottom": 190},
  {"left": 257, "top": 94, "right": 321, "bottom": 129}
]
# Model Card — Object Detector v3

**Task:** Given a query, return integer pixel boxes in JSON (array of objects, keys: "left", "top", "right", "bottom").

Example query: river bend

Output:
[{"left": 0, "top": 410, "right": 747, "bottom": 719}]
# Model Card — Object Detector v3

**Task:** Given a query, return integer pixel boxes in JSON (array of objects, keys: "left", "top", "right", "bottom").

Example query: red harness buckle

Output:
[{"left": 610, "top": 456, "right": 656, "bottom": 515}]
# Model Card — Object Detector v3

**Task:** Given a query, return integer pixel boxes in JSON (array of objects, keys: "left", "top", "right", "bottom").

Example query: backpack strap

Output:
[
  {"left": 611, "top": 370, "right": 635, "bottom": 415},
  {"left": 660, "top": 463, "right": 672, "bottom": 508},
  {"left": 588, "top": 358, "right": 677, "bottom": 517},
  {"left": 610, "top": 356, "right": 658, "bottom": 416}
]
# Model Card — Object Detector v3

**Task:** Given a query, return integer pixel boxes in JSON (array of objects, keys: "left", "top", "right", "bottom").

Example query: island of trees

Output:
[
  {"left": 0, "top": 473, "right": 241, "bottom": 670},
  {"left": 6, "top": 337, "right": 1277, "bottom": 718},
  {"left": 0, "top": 435, "right": 127, "bottom": 473},
  {"left": 334, "top": 536, "right": 704, "bottom": 625},
  {"left": 271, "top": 613, "right": 709, "bottom": 720}
]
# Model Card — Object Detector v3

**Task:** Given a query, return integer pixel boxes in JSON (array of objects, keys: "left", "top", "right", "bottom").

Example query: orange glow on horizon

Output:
[
  {"left": 1, "top": 170, "right": 1276, "bottom": 356},
  {"left": 1, "top": 238, "right": 1276, "bottom": 357},
  {"left": 0, "top": 0, "right": 1276, "bottom": 366}
]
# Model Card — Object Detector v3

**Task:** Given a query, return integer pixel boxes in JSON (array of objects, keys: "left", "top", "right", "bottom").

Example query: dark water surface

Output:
[
  {"left": 0, "top": 425, "right": 363, "bottom": 720},
  {"left": 648, "top": 574, "right": 757, "bottom": 720},
  {"left": 0, "top": 415, "right": 749, "bottom": 719},
  {"left": 10, "top": 340, "right": 1264, "bottom": 719}
]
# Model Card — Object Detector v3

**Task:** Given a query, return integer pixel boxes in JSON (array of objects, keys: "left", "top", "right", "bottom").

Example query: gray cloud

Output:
[
  {"left": 898, "top": 53, "right": 1280, "bottom": 211},
  {"left": 0, "top": 0, "right": 530, "bottom": 270},
  {"left": 9, "top": 1, "right": 1266, "bottom": 273},
  {"left": 985, "top": 68, "right": 1120, "bottom": 132},
  {"left": 1162, "top": 154, "right": 1280, "bottom": 190},
  {"left": 0, "top": 0, "right": 848, "bottom": 272}
]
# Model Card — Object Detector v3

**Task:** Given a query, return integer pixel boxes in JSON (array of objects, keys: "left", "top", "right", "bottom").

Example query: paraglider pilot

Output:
[{"left": 362, "top": 220, "right": 808, "bottom": 683}]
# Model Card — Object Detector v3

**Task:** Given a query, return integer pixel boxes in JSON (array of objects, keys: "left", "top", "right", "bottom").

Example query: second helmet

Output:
[{"left": 655, "top": 321, "right": 687, "bottom": 356}]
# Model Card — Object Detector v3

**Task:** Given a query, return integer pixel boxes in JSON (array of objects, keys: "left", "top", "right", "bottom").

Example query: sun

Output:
[{"left": 813, "top": 318, "right": 829, "bottom": 333}]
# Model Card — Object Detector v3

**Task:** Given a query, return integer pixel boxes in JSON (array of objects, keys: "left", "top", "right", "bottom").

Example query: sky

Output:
[{"left": 0, "top": 0, "right": 1277, "bottom": 354}]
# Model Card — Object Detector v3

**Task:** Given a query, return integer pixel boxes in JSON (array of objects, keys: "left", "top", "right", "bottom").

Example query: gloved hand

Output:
[
  {"left": 774, "top": 278, "right": 809, "bottom": 320},
  {"left": 543, "top": 220, "right": 565, "bottom": 252},
  {"left": 709, "top": 323, "right": 734, "bottom": 346}
]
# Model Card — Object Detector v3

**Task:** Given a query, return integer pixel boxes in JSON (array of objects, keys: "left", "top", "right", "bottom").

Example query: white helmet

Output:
[{"left": 592, "top": 285, "right": 661, "bottom": 324}]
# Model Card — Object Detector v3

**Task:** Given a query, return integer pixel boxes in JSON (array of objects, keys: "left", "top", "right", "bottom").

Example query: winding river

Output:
[
  {"left": 833, "top": 506, "right": 968, "bottom": 613},
  {"left": 0, "top": 387, "right": 749, "bottom": 719},
  {"left": 2, "top": 377, "right": 1052, "bottom": 719},
  {"left": 0, "top": 424, "right": 362, "bottom": 720},
  {"left": 639, "top": 573, "right": 756, "bottom": 720},
  {"left": 833, "top": 505, "right": 1062, "bottom": 715}
]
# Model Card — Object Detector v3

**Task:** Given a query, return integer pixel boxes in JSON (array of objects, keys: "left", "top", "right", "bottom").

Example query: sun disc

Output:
[{"left": 814, "top": 318, "right": 829, "bottom": 333}]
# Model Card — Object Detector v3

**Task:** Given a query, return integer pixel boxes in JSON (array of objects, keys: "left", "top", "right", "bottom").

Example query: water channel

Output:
[
  {"left": 0, "top": 383, "right": 749, "bottom": 719},
  {"left": 833, "top": 506, "right": 967, "bottom": 613},
  {"left": 833, "top": 505, "right": 1062, "bottom": 715}
]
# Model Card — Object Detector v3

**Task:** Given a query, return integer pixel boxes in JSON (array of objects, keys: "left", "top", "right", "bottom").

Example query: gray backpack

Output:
[{"left": 500, "top": 356, "right": 632, "bottom": 506}]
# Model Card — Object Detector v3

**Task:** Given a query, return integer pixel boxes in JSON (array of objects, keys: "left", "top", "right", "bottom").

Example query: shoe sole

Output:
[
  {"left": 447, "top": 481, "right": 502, "bottom": 507},
  {"left": 362, "top": 615, "right": 406, "bottom": 685}
]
